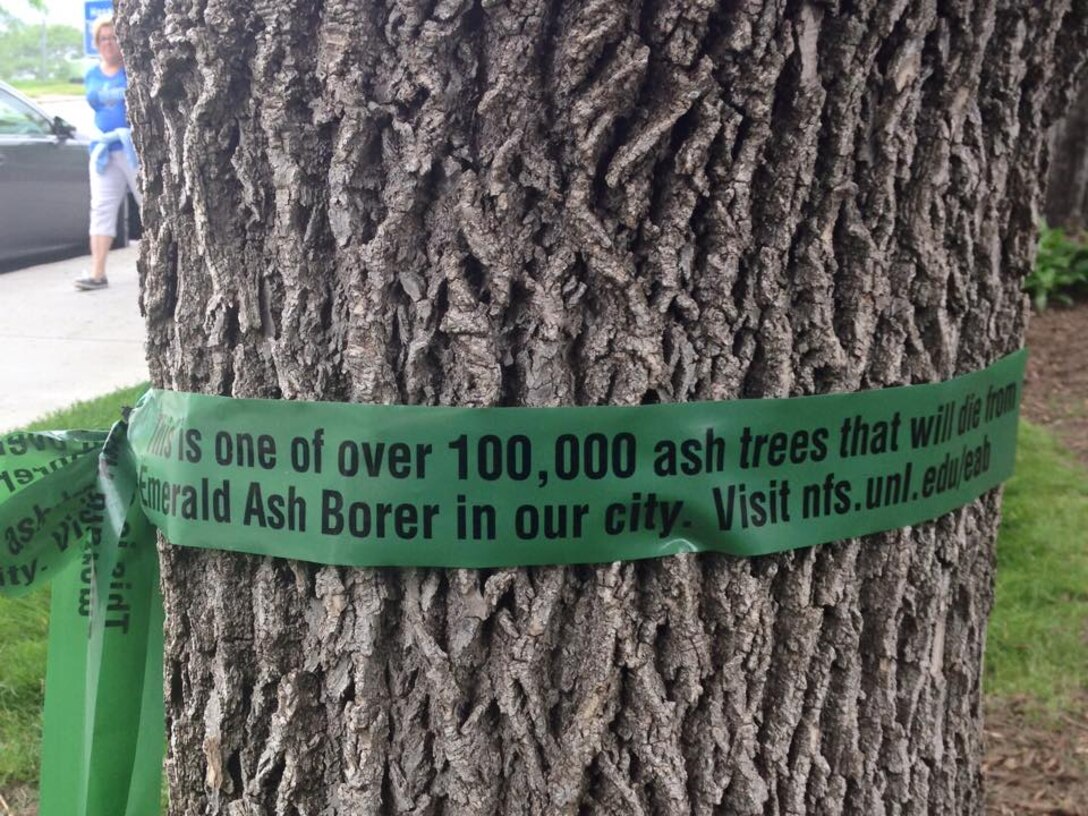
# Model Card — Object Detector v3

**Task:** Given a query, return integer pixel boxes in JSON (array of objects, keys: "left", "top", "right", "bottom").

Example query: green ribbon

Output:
[
  {"left": 0, "top": 349, "right": 1026, "bottom": 815},
  {"left": 0, "top": 427, "right": 163, "bottom": 816}
]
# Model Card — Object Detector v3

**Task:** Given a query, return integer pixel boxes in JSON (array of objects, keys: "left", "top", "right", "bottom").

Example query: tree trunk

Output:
[
  {"left": 1045, "top": 77, "right": 1088, "bottom": 231},
  {"left": 118, "top": 1, "right": 1087, "bottom": 813}
]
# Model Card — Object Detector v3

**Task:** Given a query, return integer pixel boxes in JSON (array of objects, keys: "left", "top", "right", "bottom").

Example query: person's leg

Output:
[
  {"left": 79, "top": 154, "right": 125, "bottom": 289},
  {"left": 89, "top": 234, "right": 113, "bottom": 279},
  {"left": 116, "top": 154, "right": 142, "bottom": 252},
  {"left": 119, "top": 153, "right": 142, "bottom": 208}
]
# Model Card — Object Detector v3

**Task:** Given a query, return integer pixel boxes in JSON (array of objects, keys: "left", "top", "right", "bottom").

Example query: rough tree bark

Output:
[
  {"left": 1046, "top": 77, "right": 1088, "bottom": 231},
  {"left": 118, "top": 1, "right": 1087, "bottom": 813}
]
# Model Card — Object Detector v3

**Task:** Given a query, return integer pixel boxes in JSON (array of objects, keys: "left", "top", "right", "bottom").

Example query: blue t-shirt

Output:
[{"left": 85, "top": 66, "right": 128, "bottom": 151}]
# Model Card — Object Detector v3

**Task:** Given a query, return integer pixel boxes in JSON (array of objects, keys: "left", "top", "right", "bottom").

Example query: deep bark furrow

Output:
[{"left": 116, "top": 0, "right": 1087, "bottom": 813}]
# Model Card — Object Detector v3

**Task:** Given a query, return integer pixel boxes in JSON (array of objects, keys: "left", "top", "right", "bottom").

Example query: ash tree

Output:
[
  {"left": 117, "top": 0, "right": 1087, "bottom": 813},
  {"left": 1046, "top": 78, "right": 1088, "bottom": 231}
]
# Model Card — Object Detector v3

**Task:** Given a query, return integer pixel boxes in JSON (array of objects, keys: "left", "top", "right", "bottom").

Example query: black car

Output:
[{"left": 0, "top": 81, "right": 129, "bottom": 270}]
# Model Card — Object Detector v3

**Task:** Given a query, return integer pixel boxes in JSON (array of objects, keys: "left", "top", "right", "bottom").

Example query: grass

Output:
[
  {"left": 18, "top": 383, "right": 147, "bottom": 435},
  {"left": 0, "top": 385, "right": 1085, "bottom": 791},
  {"left": 0, "top": 383, "right": 147, "bottom": 789},
  {"left": 7, "top": 79, "right": 84, "bottom": 99},
  {"left": 0, "top": 593, "right": 49, "bottom": 788},
  {"left": 985, "top": 421, "right": 1088, "bottom": 709}
]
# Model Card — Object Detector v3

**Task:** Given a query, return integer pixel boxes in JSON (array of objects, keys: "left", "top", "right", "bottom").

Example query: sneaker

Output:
[{"left": 74, "top": 276, "right": 108, "bottom": 291}]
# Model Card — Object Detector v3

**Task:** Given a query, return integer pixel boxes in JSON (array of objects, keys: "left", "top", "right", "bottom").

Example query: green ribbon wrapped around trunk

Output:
[{"left": 0, "top": 349, "right": 1026, "bottom": 815}]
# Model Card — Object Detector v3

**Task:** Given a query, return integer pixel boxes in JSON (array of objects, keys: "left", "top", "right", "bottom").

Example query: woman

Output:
[{"left": 74, "top": 15, "right": 141, "bottom": 291}]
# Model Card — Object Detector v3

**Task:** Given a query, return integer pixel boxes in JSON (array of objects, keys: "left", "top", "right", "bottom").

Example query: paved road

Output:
[{"left": 0, "top": 245, "right": 148, "bottom": 433}]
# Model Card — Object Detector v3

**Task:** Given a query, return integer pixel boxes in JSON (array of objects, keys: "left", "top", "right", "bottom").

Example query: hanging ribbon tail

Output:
[
  {"left": 18, "top": 421, "right": 166, "bottom": 816},
  {"left": 80, "top": 507, "right": 164, "bottom": 812}
]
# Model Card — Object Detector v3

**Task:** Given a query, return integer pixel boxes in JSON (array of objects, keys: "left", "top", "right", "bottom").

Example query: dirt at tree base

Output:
[
  {"left": 984, "top": 299, "right": 1088, "bottom": 816},
  {"left": 1021, "top": 301, "right": 1088, "bottom": 466},
  {"left": 984, "top": 696, "right": 1088, "bottom": 816},
  {"left": 0, "top": 783, "right": 37, "bottom": 816}
]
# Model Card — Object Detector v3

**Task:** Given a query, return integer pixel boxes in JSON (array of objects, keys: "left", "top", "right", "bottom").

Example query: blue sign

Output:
[{"left": 83, "top": 1, "right": 114, "bottom": 57}]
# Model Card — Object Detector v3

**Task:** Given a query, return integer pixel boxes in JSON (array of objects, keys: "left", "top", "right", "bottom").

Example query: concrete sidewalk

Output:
[{"left": 0, "top": 246, "right": 148, "bottom": 432}]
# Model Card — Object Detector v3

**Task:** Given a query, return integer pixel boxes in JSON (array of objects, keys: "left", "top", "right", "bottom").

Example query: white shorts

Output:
[{"left": 89, "top": 151, "right": 141, "bottom": 237}]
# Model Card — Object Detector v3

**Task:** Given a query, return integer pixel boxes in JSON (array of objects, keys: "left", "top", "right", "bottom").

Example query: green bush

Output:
[{"left": 1024, "top": 223, "right": 1088, "bottom": 311}]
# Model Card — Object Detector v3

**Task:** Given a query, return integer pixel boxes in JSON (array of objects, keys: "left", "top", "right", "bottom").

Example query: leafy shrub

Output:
[{"left": 1024, "top": 223, "right": 1088, "bottom": 310}]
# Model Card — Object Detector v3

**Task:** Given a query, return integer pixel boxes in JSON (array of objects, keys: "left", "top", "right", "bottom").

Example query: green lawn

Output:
[
  {"left": 0, "top": 591, "right": 49, "bottom": 786},
  {"left": 17, "top": 383, "right": 147, "bottom": 435},
  {"left": 8, "top": 79, "right": 83, "bottom": 99},
  {"left": 0, "top": 384, "right": 1085, "bottom": 790},
  {"left": 985, "top": 421, "right": 1088, "bottom": 708}
]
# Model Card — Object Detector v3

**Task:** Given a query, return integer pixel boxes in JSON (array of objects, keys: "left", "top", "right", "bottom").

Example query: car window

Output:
[{"left": 0, "top": 91, "right": 52, "bottom": 137}]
